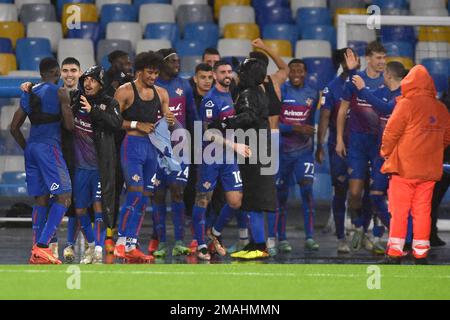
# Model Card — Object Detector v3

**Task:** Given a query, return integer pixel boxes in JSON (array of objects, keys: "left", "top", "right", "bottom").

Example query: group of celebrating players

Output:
[{"left": 9, "top": 37, "right": 422, "bottom": 264}]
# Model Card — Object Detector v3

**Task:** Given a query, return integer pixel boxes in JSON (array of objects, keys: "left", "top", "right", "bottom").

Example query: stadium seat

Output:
[
  {"left": 329, "top": 0, "right": 365, "bottom": 15},
  {"left": 410, "top": 0, "right": 446, "bottom": 14},
  {"left": 347, "top": 25, "right": 376, "bottom": 43},
  {"left": 15, "top": 0, "right": 50, "bottom": 11},
  {"left": 334, "top": 8, "right": 367, "bottom": 25},
  {"left": 347, "top": 40, "right": 367, "bottom": 56},
  {"left": 62, "top": 3, "right": 98, "bottom": 35},
  {"left": 0, "top": 4, "right": 18, "bottom": 21},
  {"left": 96, "top": 39, "right": 132, "bottom": 63},
  {"left": 135, "top": 39, "right": 171, "bottom": 54},
  {"left": 1, "top": 171, "right": 26, "bottom": 184},
  {"left": 383, "top": 41, "right": 414, "bottom": 60},
  {"left": 184, "top": 22, "right": 219, "bottom": 48},
  {"left": 0, "top": 38, "right": 13, "bottom": 53},
  {"left": 58, "top": 39, "right": 95, "bottom": 70},
  {"left": 418, "top": 26, "right": 450, "bottom": 43},
  {"left": 172, "top": 0, "right": 207, "bottom": 11},
  {"left": 67, "top": 22, "right": 101, "bottom": 44},
  {"left": 266, "top": 55, "right": 291, "bottom": 75},
  {"left": 0, "top": 156, "right": 25, "bottom": 177},
  {"left": 139, "top": 4, "right": 175, "bottom": 29},
  {"left": 6, "top": 70, "right": 40, "bottom": 77},
  {"left": 386, "top": 56, "right": 414, "bottom": 70},
  {"left": 412, "top": 8, "right": 448, "bottom": 16},
  {"left": 263, "top": 24, "right": 298, "bottom": 48},
  {"left": 372, "top": 0, "right": 407, "bottom": 10},
  {"left": 175, "top": 39, "right": 209, "bottom": 57},
  {"left": 144, "top": 23, "right": 179, "bottom": 45},
  {"left": 16, "top": 38, "right": 53, "bottom": 70},
  {"left": 257, "top": 6, "right": 293, "bottom": 27},
  {"left": 19, "top": 4, "right": 56, "bottom": 26},
  {"left": 95, "top": 0, "right": 131, "bottom": 12},
  {"left": 0, "top": 22, "right": 24, "bottom": 49},
  {"left": 106, "top": 22, "right": 142, "bottom": 51},
  {"left": 57, "top": 0, "right": 94, "bottom": 18},
  {"left": 256, "top": 39, "right": 292, "bottom": 57},
  {"left": 217, "top": 39, "right": 252, "bottom": 57},
  {"left": 100, "top": 4, "right": 138, "bottom": 36},
  {"left": 27, "top": 21, "right": 63, "bottom": 52},
  {"left": 296, "top": 7, "right": 331, "bottom": 34},
  {"left": 422, "top": 58, "right": 449, "bottom": 93},
  {"left": 303, "top": 57, "right": 335, "bottom": 90},
  {"left": 291, "top": 0, "right": 327, "bottom": 17},
  {"left": 0, "top": 77, "right": 37, "bottom": 97},
  {"left": 176, "top": 4, "right": 213, "bottom": 33},
  {"left": 219, "top": 6, "right": 255, "bottom": 34},
  {"left": 253, "top": 0, "right": 289, "bottom": 19},
  {"left": 0, "top": 53, "right": 16, "bottom": 75},
  {"left": 180, "top": 55, "right": 202, "bottom": 73},
  {"left": 214, "top": 0, "right": 251, "bottom": 19},
  {"left": 380, "top": 26, "right": 416, "bottom": 43},
  {"left": 416, "top": 41, "right": 450, "bottom": 64},
  {"left": 295, "top": 40, "right": 331, "bottom": 58},
  {"left": 301, "top": 25, "right": 336, "bottom": 49},
  {"left": 224, "top": 23, "right": 260, "bottom": 40}
]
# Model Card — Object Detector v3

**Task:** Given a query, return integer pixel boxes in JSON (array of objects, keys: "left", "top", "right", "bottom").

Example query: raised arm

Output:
[{"left": 252, "top": 38, "right": 289, "bottom": 87}]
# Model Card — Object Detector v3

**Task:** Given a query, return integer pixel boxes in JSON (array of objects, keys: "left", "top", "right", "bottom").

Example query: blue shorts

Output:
[
  {"left": 121, "top": 135, "right": 158, "bottom": 192},
  {"left": 371, "top": 156, "right": 389, "bottom": 192},
  {"left": 277, "top": 149, "right": 315, "bottom": 189},
  {"left": 348, "top": 132, "right": 379, "bottom": 180},
  {"left": 328, "top": 144, "right": 349, "bottom": 187},
  {"left": 24, "top": 142, "right": 72, "bottom": 197},
  {"left": 197, "top": 162, "right": 242, "bottom": 193},
  {"left": 73, "top": 168, "right": 101, "bottom": 209},
  {"left": 151, "top": 162, "right": 190, "bottom": 192}
]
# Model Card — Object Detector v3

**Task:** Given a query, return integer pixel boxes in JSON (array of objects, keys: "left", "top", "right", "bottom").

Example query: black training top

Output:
[{"left": 122, "top": 81, "right": 160, "bottom": 123}]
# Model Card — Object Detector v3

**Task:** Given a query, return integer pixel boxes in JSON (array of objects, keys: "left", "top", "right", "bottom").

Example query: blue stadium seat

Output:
[
  {"left": 257, "top": 6, "right": 294, "bottom": 27},
  {"left": 263, "top": 24, "right": 298, "bottom": 48},
  {"left": 16, "top": 38, "right": 53, "bottom": 71},
  {"left": 144, "top": 23, "right": 179, "bottom": 45},
  {"left": 383, "top": 41, "right": 414, "bottom": 59},
  {"left": 348, "top": 40, "right": 367, "bottom": 57},
  {"left": 253, "top": 0, "right": 289, "bottom": 16},
  {"left": 57, "top": 0, "right": 94, "bottom": 18},
  {"left": 380, "top": 26, "right": 416, "bottom": 43},
  {"left": 0, "top": 0, "right": 13, "bottom": 3},
  {"left": 1, "top": 171, "right": 26, "bottom": 184},
  {"left": 372, "top": 0, "right": 407, "bottom": 9},
  {"left": 176, "top": 4, "right": 213, "bottom": 33},
  {"left": 0, "top": 77, "right": 40, "bottom": 97},
  {"left": 303, "top": 57, "right": 336, "bottom": 91},
  {"left": 184, "top": 22, "right": 219, "bottom": 49},
  {"left": 301, "top": 25, "right": 336, "bottom": 49},
  {"left": 296, "top": 7, "right": 331, "bottom": 34},
  {"left": 100, "top": 4, "right": 138, "bottom": 36},
  {"left": 422, "top": 58, "right": 450, "bottom": 93},
  {"left": 175, "top": 39, "right": 209, "bottom": 57},
  {"left": 67, "top": 22, "right": 101, "bottom": 45},
  {"left": 0, "top": 38, "right": 12, "bottom": 53}
]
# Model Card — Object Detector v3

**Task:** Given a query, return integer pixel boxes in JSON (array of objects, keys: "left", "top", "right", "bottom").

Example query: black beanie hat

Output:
[{"left": 80, "top": 65, "right": 105, "bottom": 88}]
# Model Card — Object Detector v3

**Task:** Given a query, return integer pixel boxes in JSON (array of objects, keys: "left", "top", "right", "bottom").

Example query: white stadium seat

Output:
[
  {"left": 219, "top": 5, "right": 255, "bottom": 34},
  {"left": 15, "top": 0, "right": 50, "bottom": 11},
  {"left": 139, "top": 4, "right": 175, "bottom": 29},
  {"left": 217, "top": 39, "right": 252, "bottom": 57},
  {"left": 136, "top": 39, "right": 171, "bottom": 54},
  {"left": 58, "top": 39, "right": 95, "bottom": 71},
  {"left": 106, "top": 22, "right": 142, "bottom": 52},
  {"left": 416, "top": 41, "right": 450, "bottom": 64},
  {"left": 295, "top": 40, "right": 331, "bottom": 58},
  {"left": 0, "top": 4, "right": 18, "bottom": 22},
  {"left": 27, "top": 21, "right": 63, "bottom": 52}
]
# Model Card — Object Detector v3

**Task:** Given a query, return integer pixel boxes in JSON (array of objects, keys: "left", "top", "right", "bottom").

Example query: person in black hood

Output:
[
  {"left": 225, "top": 58, "right": 278, "bottom": 259},
  {"left": 69, "top": 65, "right": 123, "bottom": 263}
]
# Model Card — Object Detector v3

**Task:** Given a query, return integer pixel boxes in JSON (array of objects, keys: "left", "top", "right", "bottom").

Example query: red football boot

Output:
[
  {"left": 147, "top": 239, "right": 159, "bottom": 255},
  {"left": 29, "top": 245, "right": 62, "bottom": 265},
  {"left": 125, "top": 248, "right": 155, "bottom": 264}
]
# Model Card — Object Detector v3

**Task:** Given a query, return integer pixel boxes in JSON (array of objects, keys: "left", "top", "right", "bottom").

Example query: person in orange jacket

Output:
[{"left": 381, "top": 65, "right": 450, "bottom": 264}]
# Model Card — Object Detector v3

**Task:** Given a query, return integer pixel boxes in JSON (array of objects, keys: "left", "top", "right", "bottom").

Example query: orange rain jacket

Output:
[{"left": 381, "top": 65, "right": 450, "bottom": 181}]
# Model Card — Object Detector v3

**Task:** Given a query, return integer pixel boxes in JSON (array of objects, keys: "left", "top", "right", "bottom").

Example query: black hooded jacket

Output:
[{"left": 64, "top": 89, "right": 123, "bottom": 227}]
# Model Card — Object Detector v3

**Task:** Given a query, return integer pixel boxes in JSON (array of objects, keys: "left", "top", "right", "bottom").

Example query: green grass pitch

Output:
[{"left": 1, "top": 264, "right": 449, "bottom": 300}]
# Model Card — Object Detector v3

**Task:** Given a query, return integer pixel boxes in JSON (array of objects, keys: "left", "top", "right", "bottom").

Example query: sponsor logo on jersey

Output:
[
  {"left": 176, "top": 88, "right": 183, "bottom": 96},
  {"left": 206, "top": 109, "right": 213, "bottom": 119},
  {"left": 306, "top": 98, "right": 313, "bottom": 107},
  {"left": 132, "top": 174, "right": 141, "bottom": 183},
  {"left": 203, "top": 181, "right": 211, "bottom": 190},
  {"left": 50, "top": 183, "right": 60, "bottom": 191},
  {"left": 283, "top": 109, "right": 309, "bottom": 117},
  {"left": 205, "top": 100, "right": 214, "bottom": 108}
]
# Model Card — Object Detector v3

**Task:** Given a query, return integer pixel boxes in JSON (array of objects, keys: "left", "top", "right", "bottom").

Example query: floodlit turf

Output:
[{"left": 0, "top": 264, "right": 449, "bottom": 300}]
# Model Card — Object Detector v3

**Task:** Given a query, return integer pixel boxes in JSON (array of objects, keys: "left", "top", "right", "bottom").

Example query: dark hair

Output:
[
  {"left": 202, "top": 47, "right": 220, "bottom": 60},
  {"left": 108, "top": 50, "right": 128, "bottom": 64},
  {"left": 195, "top": 63, "right": 213, "bottom": 74},
  {"left": 213, "top": 59, "right": 231, "bottom": 72},
  {"left": 386, "top": 61, "right": 408, "bottom": 80},
  {"left": 134, "top": 51, "right": 163, "bottom": 71},
  {"left": 157, "top": 48, "right": 177, "bottom": 61},
  {"left": 39, "top": 57, "right": 59, "bottom": 74},
  {"left": 249, "top": 51, "right": 269, "bottom": 67},
  {"left": 288, "top": 58, "right": 307, "bottom": 72},
  {"left": 365, "top": 41, "right": 387, "bottom": 56},
  {"left": 61, "top": 57, "right": 80, "bottom": 68},
  {"left": 238, "top": 58, "right": 267, "bottom": 89}
]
